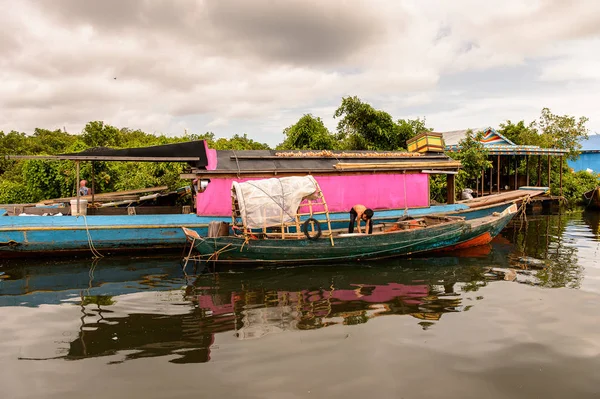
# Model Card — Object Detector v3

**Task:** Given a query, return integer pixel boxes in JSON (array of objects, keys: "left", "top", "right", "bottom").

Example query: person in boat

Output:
[
  {"left": 79, "top": 180, "right": 89, "bottom": 196},
  {"left": 348, "top": 204, "right": 374, "bottom": 234}
]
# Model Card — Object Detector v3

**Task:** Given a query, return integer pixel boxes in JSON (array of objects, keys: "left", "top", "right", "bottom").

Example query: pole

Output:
[
  {"left": 91, "top": 161, "right": 95, "bottom": 207},
  {"left": 537, "top": 156, "right": 542, "bottom": 186},
  {"left": 482, "top": 169, "right": 485, "bottom": 197},
  {"left": 514, "top": 155, "right": 518, "bottom": 190},
  {"left": 489, "top": 161, "right": 493, "bottom": 195},
  {"left": 497, "top": 155, "right": 500, "bottom": 193},
  {"left": 76, "top": 160, "right": 80, "bottom": 216},
  {"left": 526, "top": 155, "right": 530, "bottom": 186},
  {"left": 559, "top": 156, "right": 563, "bottom": 196},
  {"left": 446, "top": 173, "right": 455, "bottom": 204},
  {"left": 547, "top": 155, "right": 551, "bottom": 188}
]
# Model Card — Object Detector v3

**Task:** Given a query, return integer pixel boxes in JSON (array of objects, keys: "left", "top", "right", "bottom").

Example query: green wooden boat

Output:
[{"left": 182, "top": 176, "right": 519, "bottom": 266}]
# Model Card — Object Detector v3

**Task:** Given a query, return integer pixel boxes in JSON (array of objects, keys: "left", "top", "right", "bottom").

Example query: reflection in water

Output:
[{"left": 1, "top": 210, "right": 599, "bottom": 367}]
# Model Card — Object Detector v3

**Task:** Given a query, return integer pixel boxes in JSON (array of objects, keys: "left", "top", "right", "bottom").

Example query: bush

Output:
[
  {"left": 558, "top": 170, "right": 600, "bottom": 204},
  {"left": 0, "top": 180, "right": 35, "bottom": 204}
]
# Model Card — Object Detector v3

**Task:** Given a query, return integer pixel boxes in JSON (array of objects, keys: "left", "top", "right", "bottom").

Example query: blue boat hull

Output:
[{"left": 0, "top": 203, "right": 512, "bottom": 257}]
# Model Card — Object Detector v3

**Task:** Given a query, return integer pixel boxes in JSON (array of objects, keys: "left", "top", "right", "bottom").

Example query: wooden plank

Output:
[
  {"left": 40, "top": 186, "right": 169, "bottom": 204},
  {"left": 87, "top": 206, "right": 184, "bottom": 215},
  {"left": 180, "top": 169, "right": 445, "bottom": 179},
  {"left": 6, "top": 155, "right": 200, "bottom": 162},
  {"left": 334, "top": 161, "right": 461, "bottom": 170},
  {"left": 446, "top": 174, "right": 456, "bottom": 204},
  {"left": 22, "top": 207, "right": 70, "bottom": 215}
]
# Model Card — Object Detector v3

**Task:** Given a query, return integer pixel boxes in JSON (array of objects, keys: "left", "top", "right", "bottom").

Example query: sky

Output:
[{"left": 1, "top": 0, "right": 599, "bottom": 146}]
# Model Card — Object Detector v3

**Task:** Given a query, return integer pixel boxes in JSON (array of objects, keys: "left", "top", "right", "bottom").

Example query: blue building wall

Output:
[
  {"left": 568, "top": 152, "right": 600, "bottom": 172},
  {"left": 568, "top": 134, "right": 600, "bottom": 172}
]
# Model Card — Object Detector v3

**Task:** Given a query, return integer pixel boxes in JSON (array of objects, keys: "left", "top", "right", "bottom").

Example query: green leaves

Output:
[
  {"left": 332, "top": 96, "right": 428, "bottom": 151},
  {"left": 499, "top": 108, "right": 589, "bottom": 161},
  {"left": 278, "top": 114, "right": 337, "bottom": 150}
]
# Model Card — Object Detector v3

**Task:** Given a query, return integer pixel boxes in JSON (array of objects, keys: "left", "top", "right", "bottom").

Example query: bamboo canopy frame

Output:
[{"left": 231, "top": 180, "right": 335, "bottom": 246}]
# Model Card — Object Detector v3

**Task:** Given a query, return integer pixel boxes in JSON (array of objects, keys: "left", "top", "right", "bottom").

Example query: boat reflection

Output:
[{"left": 59, "top": 255, "right": 515, "bottom": 364}]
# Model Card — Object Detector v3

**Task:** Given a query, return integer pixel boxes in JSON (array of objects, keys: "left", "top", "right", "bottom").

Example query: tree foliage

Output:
[
  {"left": 277, "top": 114, "right": 337, "bottom": 150},
  {"left": 333, "top": 96, "right": 426, "bottom": 151},
  {"left": 499, "top": 108, "right": 589, "bottom": 161}
]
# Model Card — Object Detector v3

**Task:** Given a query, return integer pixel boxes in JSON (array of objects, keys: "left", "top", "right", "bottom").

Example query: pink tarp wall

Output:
[{"left": 196, "top": 174, "right": 430, "bottom": 216}]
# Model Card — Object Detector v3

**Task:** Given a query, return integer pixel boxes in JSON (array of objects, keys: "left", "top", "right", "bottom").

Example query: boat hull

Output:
[
  {"left": 0, "top": 202, "right": 518, "bottom": 258},
  {"left": 189, "top": 204, "right": 518, "bottom": 265},
  {"left": 583, "top": 187, "right": 600, "bottom": 210}
]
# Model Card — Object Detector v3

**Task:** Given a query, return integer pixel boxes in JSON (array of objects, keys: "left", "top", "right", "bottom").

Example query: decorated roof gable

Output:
[{"left": 480, "top": 128, "right": 515, "bottom": 146}]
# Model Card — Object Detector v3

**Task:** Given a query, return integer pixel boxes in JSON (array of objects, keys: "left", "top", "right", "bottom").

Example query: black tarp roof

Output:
[{"left": 5, "top": 140, "right": 209, "bottom": 167}]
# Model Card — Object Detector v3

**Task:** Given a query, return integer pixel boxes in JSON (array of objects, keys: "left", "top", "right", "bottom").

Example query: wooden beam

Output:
[
  {"left": 514, "top": 155, "right": 518, "bottom": 190},
  {"left": 5, "top": 155, "right": 200, "bottom": 162},
  {"left": 334, "top": 161, "right": 462, "bottom": 170},
  {"left": 526, "top": 155, "right": 530, "bottom": 186},
  {"left": 40, "top": 186, "right": 169, "bottom": 204},
  {"left": 482, "top": 169, "right": 485, "bottom": 197},
  {"left": 180, "top": 168, "right": 458, "bottom": 179},
  {"left": 537, "top": 156, "right": 542, "bottom": 186},
  {"left": 489, "top": 161, "right": 493, "bottom": 195},
  {"left": 547, "top": 155, "right": 551, "bottom": 188},
  {"left": 76, "top": 161, "right": 80, "bottom": 215},
  {"left": 91, "top": 161, "right": 95, "bottom": 207},
  {"left": 559, "top": 156, "right": 563, "bottom": 196},
  {"left": 446, "top": 174, "right": 456, "bottom": 204},
  {"left": 497, "top": 155, "right": 500, "bottom": 194}
]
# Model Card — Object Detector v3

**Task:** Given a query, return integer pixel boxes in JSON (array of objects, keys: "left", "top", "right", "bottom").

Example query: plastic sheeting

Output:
[{"left": 232, "top": 176, "right": 319, "bottom": 229}]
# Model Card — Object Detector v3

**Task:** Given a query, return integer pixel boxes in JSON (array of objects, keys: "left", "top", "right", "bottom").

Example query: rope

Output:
[
  {"left": 82, "top": 215, "right": 103, "bottom": 258},
  {"left": 403, "top": 171, "right": 408, "bottom": 216}
]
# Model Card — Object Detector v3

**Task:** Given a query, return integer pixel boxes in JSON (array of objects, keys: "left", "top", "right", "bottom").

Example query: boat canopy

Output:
[{"left": 232, "top": 176, "right": 319, "bottom": 229}]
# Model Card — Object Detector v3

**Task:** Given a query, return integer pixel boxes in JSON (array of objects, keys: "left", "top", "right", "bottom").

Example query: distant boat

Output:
[{"left": 583, "top": 187, "right": 600, "bottom": 210}]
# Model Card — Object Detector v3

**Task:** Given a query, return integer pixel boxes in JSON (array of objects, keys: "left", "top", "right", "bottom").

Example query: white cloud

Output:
[{"left": 1, "top": 0, "right": 599, "bottom": 144}]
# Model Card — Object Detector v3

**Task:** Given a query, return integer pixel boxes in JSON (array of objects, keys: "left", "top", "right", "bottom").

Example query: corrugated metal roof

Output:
[{"left": 580, "top": 134, "right": 600, "bottom": 151}]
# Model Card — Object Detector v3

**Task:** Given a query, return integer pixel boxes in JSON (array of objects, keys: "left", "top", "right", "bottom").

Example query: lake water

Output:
[{"left": 1, "top": 211, "right": 599, "bottom": 398}]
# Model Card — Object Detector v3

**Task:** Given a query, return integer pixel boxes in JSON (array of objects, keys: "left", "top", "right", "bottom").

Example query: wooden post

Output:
[
  {"left": 547, "top": 155, "right": 551, "bottom": 188},
  {"left": 537, "top": 156, "right": 542, "bottom": 186},
  {"left": 489, "top": 161, "right": 493, "bottom": 195},
  {"left": 76, "top": 160, "right": 80, "bottom": 215},
  {"left": 446, "top": 173, "right": 455, "bottom": 204},
  {"left": 497, "top": 155, "right": 500, "bottom": 193},
  {"left": 481, "top": 169, "right": 485, "bottom": 196},
  {"left": 526, "top": 155, "right": 530, "bottom": 186},
  {"left": 559, "top": 156, "right": 563, "bottom": 196},
  {"left": 91, "top": 161, "right": 95, "bottom": 207},
  {"left": 514, "top": 155, "right": 518, "bottom": 190}
]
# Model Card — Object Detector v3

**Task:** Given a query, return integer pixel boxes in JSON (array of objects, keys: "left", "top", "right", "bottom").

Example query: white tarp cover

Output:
[{"left": 232, "top": 176, "right": 319, "bottom": 229}]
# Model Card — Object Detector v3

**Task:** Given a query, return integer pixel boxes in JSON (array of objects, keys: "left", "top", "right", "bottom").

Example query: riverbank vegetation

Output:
[{"left": 1, "top": 96, "right": 597, "bottom": 205}]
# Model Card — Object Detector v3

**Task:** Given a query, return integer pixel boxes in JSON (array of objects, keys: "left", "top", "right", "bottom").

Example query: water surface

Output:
[{"left": 1, "top": 211, "right": 599, "bottom": 398}]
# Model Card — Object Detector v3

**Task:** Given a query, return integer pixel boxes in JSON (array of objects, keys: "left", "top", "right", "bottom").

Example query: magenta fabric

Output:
[{"left": 195, "top": 174, "right": 430, "bottom": 216}]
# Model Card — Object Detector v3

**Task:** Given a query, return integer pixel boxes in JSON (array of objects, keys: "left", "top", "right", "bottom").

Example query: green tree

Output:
[
  {"left": 277, "top": 114, "right": 337, "bottom": 150},
  {"left": 81, "top": 121, "right": 123, "bottom": 148},
  {"left": 530, "top": 108, "right": 589, "bottom": 161},
  {"left": 396, "top": 117, "right": 430, "bottom": 150},
  {"left": 498, "top": 120, "right": 540, "bottom": 146},
  {"left": 334, "top": 96, "right": 400, "bottom": 150},
  {"left": 212, "top": 134, "right": 270, "bottom": 150}
]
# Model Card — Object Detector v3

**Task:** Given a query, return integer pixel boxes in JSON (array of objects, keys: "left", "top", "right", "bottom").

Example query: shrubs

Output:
[{"left": 557, "top": 170, "right": 600, "bottom": 204}]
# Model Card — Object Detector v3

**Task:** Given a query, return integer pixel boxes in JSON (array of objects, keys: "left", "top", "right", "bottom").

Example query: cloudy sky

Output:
[{"left": 1, "top": 0, "right": 599, "bottom": 145}]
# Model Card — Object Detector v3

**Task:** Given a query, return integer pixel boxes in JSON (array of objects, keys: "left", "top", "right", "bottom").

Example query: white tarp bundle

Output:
[{"left": 232, "top": 176, "right": 319, "bottom": 229}]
